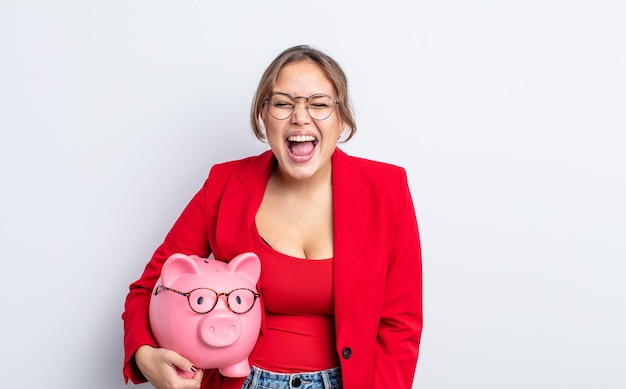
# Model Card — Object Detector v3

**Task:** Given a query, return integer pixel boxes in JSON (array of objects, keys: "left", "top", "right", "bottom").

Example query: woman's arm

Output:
[
  {"left": 122, "top": 174, "right": 214, "bottom": 384},
  {"left": 373, "top": 169, "right": 423, "bottom": 388}
]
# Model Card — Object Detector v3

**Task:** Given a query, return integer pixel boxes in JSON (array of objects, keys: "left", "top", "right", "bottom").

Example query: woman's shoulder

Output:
[
  {"left": 209, "top": 150, "right": 273, "bottom": 176},
  {"left": 336, "top": 149, "right": 407, "bottom": 180},
  {"left": 350, "top": 155, "right": 405, "bottom": 172},
  {"left": 333, "top": 149, "right": 411, "bottom": 202}
]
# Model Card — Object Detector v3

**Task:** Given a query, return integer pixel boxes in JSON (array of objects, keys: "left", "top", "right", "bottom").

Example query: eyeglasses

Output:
[
  {"left": 264, "top": 92, "right": 339, "bottom": 121},
  {"left": 154, "top": 285, "right": 260, "bottom": 314}
]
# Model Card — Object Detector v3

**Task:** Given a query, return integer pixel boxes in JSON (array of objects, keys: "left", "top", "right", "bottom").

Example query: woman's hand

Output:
[{"left": 135, "top": 345, "right": 203, "bottom": 389}]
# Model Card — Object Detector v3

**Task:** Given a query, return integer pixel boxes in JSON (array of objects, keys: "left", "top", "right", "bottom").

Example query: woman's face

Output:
[{"left": 262, "top": 60, "right": 344, "bottom": 182}]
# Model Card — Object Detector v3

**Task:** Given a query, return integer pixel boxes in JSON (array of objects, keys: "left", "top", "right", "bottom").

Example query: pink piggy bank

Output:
[{"left": 149, "top": 252, "right": 262, "bottom": 377}]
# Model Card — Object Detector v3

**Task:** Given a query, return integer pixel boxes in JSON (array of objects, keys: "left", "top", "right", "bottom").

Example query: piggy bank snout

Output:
[{"left": 199, "top": 312, "right": 242, "bottom": 348}]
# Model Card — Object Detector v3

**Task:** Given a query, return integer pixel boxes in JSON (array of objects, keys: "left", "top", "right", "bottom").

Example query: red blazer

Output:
[{"left": 122, "top": 148, "right": 422, "bottom": 389}]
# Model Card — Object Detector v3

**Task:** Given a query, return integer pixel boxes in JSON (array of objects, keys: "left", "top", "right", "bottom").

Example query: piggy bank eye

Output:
[{"left": 188, "top": 289, "right": 218, "bottom": 314}]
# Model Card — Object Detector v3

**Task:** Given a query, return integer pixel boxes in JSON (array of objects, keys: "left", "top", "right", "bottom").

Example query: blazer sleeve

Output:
[
  {"left": 121, "top": 171, "right": 218, "bottom": 384},
  {"left": 373, "top": 168, "right": 423, "bottom": 388}
]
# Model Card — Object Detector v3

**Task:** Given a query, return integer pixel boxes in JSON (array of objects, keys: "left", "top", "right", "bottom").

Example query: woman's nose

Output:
[{"left": 291, "top": 99, "right": 311, "bottom": 124}]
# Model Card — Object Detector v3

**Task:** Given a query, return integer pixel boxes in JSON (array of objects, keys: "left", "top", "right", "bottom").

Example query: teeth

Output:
[{"left": 288, "top": 135, "right": 315, "bottom": 142}]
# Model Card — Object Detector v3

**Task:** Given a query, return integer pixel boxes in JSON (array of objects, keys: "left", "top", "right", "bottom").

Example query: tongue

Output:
[{"left": 290, "top": 141, "right": 315, "bottom": 156}]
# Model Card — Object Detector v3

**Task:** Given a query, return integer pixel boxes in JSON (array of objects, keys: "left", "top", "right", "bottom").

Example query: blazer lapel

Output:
[
  {"left": 331, "top": 149, "right": 369, "bottom": 331},
  {"left": 214, "top": 151, "right": 274, "bottom": 260}
]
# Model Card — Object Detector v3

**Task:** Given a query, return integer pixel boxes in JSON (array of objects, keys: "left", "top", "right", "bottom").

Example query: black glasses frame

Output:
[{"left": 154, "top": 285, "right": 260, "bottom": 314}]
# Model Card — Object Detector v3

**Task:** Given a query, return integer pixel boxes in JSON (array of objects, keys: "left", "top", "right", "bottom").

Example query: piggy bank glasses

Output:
[{"left": 154, "top": 286, "right": 260, "bottom": 314}]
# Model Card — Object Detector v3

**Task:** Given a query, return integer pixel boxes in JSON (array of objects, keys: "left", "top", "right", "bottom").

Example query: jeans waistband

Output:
[{"left": 247, "top": 365, "right": 342, "bottom": 388}]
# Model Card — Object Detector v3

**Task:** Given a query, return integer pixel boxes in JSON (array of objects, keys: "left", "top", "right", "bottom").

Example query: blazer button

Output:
[{"left": 342, "top": 347, "right": 352, "bottom": 359}]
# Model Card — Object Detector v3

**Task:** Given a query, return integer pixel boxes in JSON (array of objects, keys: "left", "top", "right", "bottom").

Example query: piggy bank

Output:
[{"left": 149, "top": 252, "right": 262, "bottom": 377}]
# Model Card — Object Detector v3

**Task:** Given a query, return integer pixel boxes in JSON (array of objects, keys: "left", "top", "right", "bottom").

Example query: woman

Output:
[{"left": 122, "top": 45, "right": 422, "bottom": 389}]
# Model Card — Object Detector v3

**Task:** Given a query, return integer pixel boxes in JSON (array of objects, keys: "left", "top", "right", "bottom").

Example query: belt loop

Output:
[
  {"left": 321, "top": 369, "right": 332, "bottom": 388},
  {"left": 250, "top": 366, "right": 262, "bottom": 388}
]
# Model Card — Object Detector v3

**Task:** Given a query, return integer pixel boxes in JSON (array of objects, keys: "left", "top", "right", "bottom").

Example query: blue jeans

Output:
[{"left": 241, "top": 365, "right": 342, "bottom": 389}]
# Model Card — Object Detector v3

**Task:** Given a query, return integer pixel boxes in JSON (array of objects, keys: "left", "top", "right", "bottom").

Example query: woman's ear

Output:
[
  {"left": 258, "top": 113, "right": 266, "bottom": 132},
  {"left": 337, "top": 117, "right": 347, "bottom": 140}
]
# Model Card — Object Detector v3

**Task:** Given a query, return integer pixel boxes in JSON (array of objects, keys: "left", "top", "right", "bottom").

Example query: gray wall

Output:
[{"left": 1, "top": 1, "right": 624, "bottom": 388}]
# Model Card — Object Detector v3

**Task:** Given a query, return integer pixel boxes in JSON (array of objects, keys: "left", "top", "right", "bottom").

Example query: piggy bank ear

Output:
[
  {"left": 161, "top": 253, "right": 201, "bottom": 286},
  {"left": 227, "top": 252, "right": 261, "bottom": 284}
]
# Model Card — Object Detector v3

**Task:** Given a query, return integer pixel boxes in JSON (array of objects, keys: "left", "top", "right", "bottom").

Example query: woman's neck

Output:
[{"left": 272, "top": 162, "right": 333, "bottom": 194}]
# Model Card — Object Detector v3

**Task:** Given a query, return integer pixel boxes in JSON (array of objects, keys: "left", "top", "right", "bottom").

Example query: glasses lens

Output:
[
  {"left": 268, "top": 93, "right": 295, "bottom": 120},
  {"left": 307, "top": 94, "right": 335, "bottom": 120},
  {"left": 188, "top": 289, "right": 218, "bottom": 314},
  {"left": 227, "top": 289, "right": 257, "bottom": 313}
]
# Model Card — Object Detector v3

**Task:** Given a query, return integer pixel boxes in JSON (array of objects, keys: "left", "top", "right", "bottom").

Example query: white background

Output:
[{"left": 1, "top": 1, "right": 625, "bottom": 388}]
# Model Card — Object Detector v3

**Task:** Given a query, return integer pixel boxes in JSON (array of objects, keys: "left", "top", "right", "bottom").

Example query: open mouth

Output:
[{"left": 287, "top": 135, "right": 318, "bottom": 158}]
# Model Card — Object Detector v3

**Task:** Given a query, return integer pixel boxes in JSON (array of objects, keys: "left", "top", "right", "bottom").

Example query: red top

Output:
[{"left": 252, "top": 225, "right": 340, "bottom": 372}]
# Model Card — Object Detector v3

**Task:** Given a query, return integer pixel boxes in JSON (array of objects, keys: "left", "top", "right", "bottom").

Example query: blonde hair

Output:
[{"left": 250, "top": 45, "right": 357, "bottom": 142}]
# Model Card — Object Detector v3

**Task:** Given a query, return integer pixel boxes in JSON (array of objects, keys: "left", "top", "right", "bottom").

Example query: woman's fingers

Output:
[{"left": 135, "top": 345, "right": 202, "bottom": 389}]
